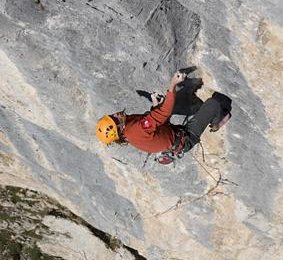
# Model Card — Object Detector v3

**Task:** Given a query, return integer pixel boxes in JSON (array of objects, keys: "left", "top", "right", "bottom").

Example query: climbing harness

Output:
[{"left": 155, "top": 128, "right": 187, "bottom": 165}]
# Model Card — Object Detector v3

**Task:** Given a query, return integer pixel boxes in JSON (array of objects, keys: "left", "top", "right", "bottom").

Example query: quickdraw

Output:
[
  {"left": 155, "top": 129, "right": 186, "bottom": 165},
  {"left": 155, "top": 150, "right": 184, "bottom": 165}
]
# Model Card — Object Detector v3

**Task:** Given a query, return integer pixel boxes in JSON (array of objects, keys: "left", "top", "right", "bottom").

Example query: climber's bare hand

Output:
[{"left": 169, "top": 71, "right": 186, "bottom": 92}]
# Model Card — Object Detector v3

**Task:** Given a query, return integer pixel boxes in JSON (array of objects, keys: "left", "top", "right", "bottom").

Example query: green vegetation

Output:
[
  {"left": 0, "top": 185, "right": 146, "bottom": 260},
  {"left": 0, "top": 185, "right": 63, "bottom": 260}
]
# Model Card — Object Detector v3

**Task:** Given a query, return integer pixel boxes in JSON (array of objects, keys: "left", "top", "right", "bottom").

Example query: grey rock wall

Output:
[{"left": 0, "top": 0, "right": 282, "bottom": 259}]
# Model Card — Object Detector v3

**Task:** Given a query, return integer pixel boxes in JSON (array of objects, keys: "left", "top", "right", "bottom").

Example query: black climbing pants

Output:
[{"left": 183, "top": 97, "right": 222, "bottom": 152}]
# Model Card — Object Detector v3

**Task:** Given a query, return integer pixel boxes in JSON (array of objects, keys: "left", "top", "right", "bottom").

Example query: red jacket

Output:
[{"left": 123, "top": 91, "right": 176, "bottom": 153}]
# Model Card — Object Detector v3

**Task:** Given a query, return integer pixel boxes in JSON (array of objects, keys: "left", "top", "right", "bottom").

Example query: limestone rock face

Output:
[{"left": 0, "top": 0, "right": 282, "bottom": 259}]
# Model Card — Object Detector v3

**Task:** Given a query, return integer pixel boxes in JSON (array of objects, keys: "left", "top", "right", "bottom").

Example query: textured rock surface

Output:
[
  {"left": 0, "top": 185, "right": 138, "bottom": 259},
  {"left": 0, "top": 0, "right": 282, "bottom": 259}
]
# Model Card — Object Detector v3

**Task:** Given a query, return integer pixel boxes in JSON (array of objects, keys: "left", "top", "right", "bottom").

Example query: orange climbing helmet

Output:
[{"left": 96, "top": 115, "right": 119, "bottom": 144}]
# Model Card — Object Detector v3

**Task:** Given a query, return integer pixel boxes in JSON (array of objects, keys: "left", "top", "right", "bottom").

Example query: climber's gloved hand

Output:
[{"left": 151, "top": 92, "right": 164, "bottom": 107}]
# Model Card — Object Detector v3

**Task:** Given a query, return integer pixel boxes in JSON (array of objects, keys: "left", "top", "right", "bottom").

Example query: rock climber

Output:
[{"left": 96, "top": 70, "right": 232, "bottom": 164}]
